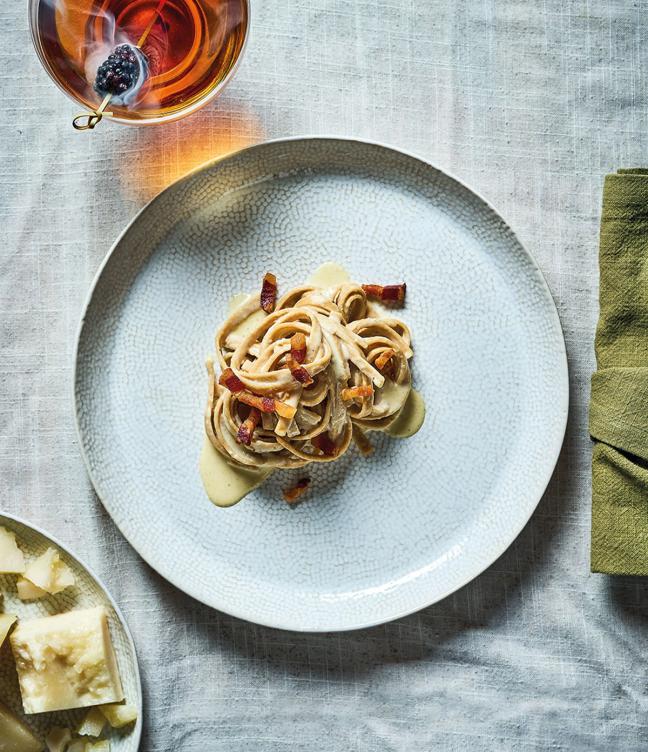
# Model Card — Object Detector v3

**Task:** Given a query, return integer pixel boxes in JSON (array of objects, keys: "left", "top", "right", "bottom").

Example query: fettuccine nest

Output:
[{"left": 205, "top": 276, "right": 412, "bottom": 469}]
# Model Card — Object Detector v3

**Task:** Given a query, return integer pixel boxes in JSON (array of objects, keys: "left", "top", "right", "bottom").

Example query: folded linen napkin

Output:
[{"left": 590, "top": 169, "right": 648, "bottom": 575}]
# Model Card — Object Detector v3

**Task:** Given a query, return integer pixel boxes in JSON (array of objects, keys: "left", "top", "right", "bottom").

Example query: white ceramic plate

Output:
[
  {"left": 0, "top": 513, "right": 142, "bottom": 749},
  {"left": 74, "top": 137, "right": 568, "bottom": 632}
]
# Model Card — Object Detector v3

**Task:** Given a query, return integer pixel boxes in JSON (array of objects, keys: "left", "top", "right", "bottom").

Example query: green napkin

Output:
[{"left": 590, "top": 169, "right": 648, "bottom": 575}]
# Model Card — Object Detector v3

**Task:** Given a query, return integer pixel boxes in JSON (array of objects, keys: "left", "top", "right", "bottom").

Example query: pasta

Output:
[{"left": 204, "top": 274, "right": 414, "bottom": 470}]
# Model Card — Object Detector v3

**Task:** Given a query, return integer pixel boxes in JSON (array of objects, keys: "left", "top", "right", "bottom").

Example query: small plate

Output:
[
  {"left": 0, "top": 513, "right": 142, "bottom": 749},
  {"left": 74, "top": 137, "right": 568, "bottom": 632}
]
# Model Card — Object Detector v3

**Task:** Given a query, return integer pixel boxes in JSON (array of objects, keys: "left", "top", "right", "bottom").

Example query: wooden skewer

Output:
[
  {"left": 137, "top": 0, "right": 167, "bottom": 47},
  {"left": 73, "top": 0, "right": 167, "bottom": 131},
  {"left": 72, "top": 93, "right": 112, "bottom": 131}
]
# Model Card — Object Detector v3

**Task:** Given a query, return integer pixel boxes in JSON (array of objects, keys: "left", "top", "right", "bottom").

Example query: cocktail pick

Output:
[
  {"left": 72, "top": 0, "right": 167, "bottom": 131},
  {"left": 73, "top": 94, "right": 112, "bottom": 131}
]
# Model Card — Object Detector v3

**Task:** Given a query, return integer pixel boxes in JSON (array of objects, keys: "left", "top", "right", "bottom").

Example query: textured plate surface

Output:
[
  {"left": 74, "top": 137, "right": 568, "bottom": 632},
  {"left": 0, "top": 513, "right": 142, "bottom": 748}
]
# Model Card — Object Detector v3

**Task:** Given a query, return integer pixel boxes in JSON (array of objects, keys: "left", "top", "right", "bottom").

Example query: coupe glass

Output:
[{"left": 30, "top": 0, "right": 249, "bottom": 128}]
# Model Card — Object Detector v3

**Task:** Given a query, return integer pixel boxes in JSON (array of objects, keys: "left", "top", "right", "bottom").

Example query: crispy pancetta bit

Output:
[
  {"left": 286, "top": 333, "right": 312, "bottom": 384},
  {"left": 374, "top": 348, "right": 396, "bottom": 373},
  {"left": 362, "top": 283, "right": 406, "bottom": 304},
  {"left": 340, "top": 385, "right": 374, "bottom": 402},
  {"left": 260, "top": 272, "right": 278, "bottom": 313},
  {"left": 237, "top": 407, "right": 261, "bottom": 446},
  {"left": 312, "top": 432, "right": 338, "bottom": 456},
  {"left": 238, "top": 391, "right": 297, "bottom": 420},
  {"left": 352, "top": 425, "right": 374, "bottom": 457},
  {"left": 283, "top": 477, "right": 311, "bottom": 504},
  {"left": 219, "top": 367, "right": 245, "bottom": 393},
  {"left": 286, "top": 356, "right": 314, "bottom": 386},
  {"left": 290, "top": 333, "right": 307, "bottom": 364}
]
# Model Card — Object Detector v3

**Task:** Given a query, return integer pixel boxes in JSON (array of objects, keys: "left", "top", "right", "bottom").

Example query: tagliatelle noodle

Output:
[{"left": 205, "top": 279, "right": 413, "bottom": 469}]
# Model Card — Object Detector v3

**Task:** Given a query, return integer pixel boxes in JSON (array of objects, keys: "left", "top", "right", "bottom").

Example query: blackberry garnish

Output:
[{"left": 94, "top": 44, "right": 146, "bottom": 99}]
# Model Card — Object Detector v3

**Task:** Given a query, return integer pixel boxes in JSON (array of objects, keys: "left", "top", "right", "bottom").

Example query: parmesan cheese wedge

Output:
[
  {"left": 22, "top": 548, "right": 75, "bottom": 595},
  {"left": 11, "top": 607, "right": 124, "bottom": 714},
  {"left": 0, "top": 612, "right": 17, "bottom": 647},
  {"left": 0, "top": 701, "right": 42, "bottom": 752},
  {"left": 76, "top": 707, "right": 106, "bottom": 737},
  {"left": 99, "top": 702, "right": 138, "bottom": 728},
  {"left": 44, "top": 728, "right": 71, "bottom": 752},
  {"left": 0, "top": 527, "right": 26, "bottom": 574},
  {"left": 16, "top": 578, "right": 47, "bottom": 602}
]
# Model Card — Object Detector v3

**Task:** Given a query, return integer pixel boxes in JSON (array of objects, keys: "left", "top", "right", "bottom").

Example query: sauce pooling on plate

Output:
[
  {"left": 200, "top": 263, "right": 425, "bottom": 507},
  {"left": 385, "top": 388, "right": 425, "bottom": 438},
  {"left": 199, "top": 437, "right": 270, "bottom": 507}
]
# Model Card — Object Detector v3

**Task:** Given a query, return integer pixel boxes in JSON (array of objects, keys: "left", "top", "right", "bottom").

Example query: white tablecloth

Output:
[{"left": 3, "top": 1, "right": 647, "bottom": 749}]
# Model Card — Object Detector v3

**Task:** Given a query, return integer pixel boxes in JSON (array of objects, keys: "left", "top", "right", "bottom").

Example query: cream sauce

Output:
[
  {"left": 385, "top": 388, "right": 426, "bottom": 438},
  {"left": 202, "top": 263, "right": 425, "bottom": 507},
  {"left": 228, "top": 294, "right": 267, "bottom": 339},
  {"left": 308, "top": 262, "right": 351, "bottom": 289},
  {"left": 200, "top": 438, "right": 272, "bottom": 508},
  {"left": 373, "top": 374, "right": 410, "bottom": 416}
]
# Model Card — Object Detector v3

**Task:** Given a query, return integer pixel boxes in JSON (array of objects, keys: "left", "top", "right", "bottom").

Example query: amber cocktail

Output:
[{"left": 31, "top": 0, "right": 249, "bottom": 126}]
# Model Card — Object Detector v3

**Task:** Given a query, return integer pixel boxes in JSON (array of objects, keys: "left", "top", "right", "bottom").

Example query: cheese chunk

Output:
[
  {"left": 86, "top": 743, "right": 110, "bottom": 752},
  {"left": 0, "top": 612, "right": 17, "bottom": 647},
  {"left": 0, "top": 526, "right": 26, "bottom": 573},
  {"left": 10, "top": 607, "right": 124, "bottom": 714},
  {"left": 44, "top": 728, "right": 71, "bottom": 752},
  {"left": 0, "top": 701, "right": 42, "bottom": 752},
  {"left": 16, "top": 579, "right": 48, "bottom": 602},
  {"left": 99, "top": 702, "right": 138, "bottom": 728},
  {"left": 77, "top": 707, "right": 106, "bottom": 737},
  {"left": 23, "top": 548, "right": 75, "bottom": 595}
]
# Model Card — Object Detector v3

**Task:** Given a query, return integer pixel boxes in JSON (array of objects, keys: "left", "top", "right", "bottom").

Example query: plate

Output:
[
  {"left": 0, "top": 513, "right": 142, "bottom": 748},
  {"left": 74, "top": 137, "right": 568, "bottom": 632}
]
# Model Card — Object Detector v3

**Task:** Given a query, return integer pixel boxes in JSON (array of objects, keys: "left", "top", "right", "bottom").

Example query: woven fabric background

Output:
[{"left": 2, "top": 1, "right": 647, "bottom": 749}]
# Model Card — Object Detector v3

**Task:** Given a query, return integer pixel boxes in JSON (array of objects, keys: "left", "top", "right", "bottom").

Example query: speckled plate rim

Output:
[
  {"left": 0, "top": 511, "right": 143, "bottom": 745},
  {"left": 73, "top": 135, "right": 569, "bottom": 632}
]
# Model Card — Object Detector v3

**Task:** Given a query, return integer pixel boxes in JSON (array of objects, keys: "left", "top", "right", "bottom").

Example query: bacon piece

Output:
[
  {"left": 290, "top": 333, "right": 307, "bottom": 364},
  {"left": 260, "top": 272, "right": 278, "bottom": 313},
  {"left": 219, "top": 367, "right": 245, "bottom": 393},
  {"left": 362, "top": 284, "right": 383, "bottom": 299},
  {"left": 381, "top": 284, "right": 406, "bottom": 302},
  {"left": 236, "top": 407, "right": 261, "bottom": 446},
  {"left": 352, "top": 425, "right": 374, "bottom": 457},
  {"left": 238, "top": 391, "right": 297, "bottom": 420},
  {"left": 238, "top": 392, "right": 275, "bottom": 413},
  {"left": 286, "top": 356, "right": 314, "bottom": 386},
  {"left": 341, "top": 385, "right": 374, "bottom": 402},
  {"left": 312, "top": 432, "right": 337, "bottom": 456},
  {"left": 375, "top": 348, "right": 396, "bottom": 372},
  {"left": 283, "top": 477, "right": 311, "bottom": 504},
  {"left": 362, "top": 283, "right": 406, "bottom": 304}
]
